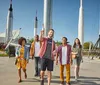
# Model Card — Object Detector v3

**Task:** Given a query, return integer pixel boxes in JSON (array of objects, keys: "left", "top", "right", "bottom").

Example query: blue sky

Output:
[{"left": 0, "top": 0, "right": 100, "bottom": 45}]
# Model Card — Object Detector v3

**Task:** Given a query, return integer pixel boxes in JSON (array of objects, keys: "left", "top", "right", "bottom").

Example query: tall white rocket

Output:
[
  {"left": 43, "top": 0, "right": 52, "bottom": 36},
  {"left": 99, "top": 6, "right": 100, "bottom": 38},
  {"left": 78, "top": 0, "right": 84, "bottom": 45},
  {"left": 99, "top": 28, "right": 100, "bottom": 37},
  {"left": 6, "top": 0, "right": 13, "bottom": 43},
  {"left": 34, "top": 11, "right": 38, "bottom": 37}
]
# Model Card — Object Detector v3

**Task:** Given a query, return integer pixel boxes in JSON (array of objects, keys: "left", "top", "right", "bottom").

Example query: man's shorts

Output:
[{"left": 40, "top": 58, "right": 54, "bottom": 71}]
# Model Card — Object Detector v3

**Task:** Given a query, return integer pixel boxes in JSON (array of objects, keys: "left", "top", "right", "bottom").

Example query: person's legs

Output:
[
  {"left": 40, "top": 71, "right": 45, "bottom": 80},
  {"left": 75, "top": 66, "right": 81, "bottom": 81},
  {"left": 23, "top": 69, "right": 27, "bottom": 79},
  {"left": 47, "top": 59, "right": 54, "bottom": 85},
  {"left": 18, "top": 69, "right": 22, "bottom": 83},
  {"left": 77, "top": 66, "right": 80, "bottom": 77},
  {"left": 66, "top": 64, "right": 70, "bottom": 84},
  {"left": 40, "top": 58, "right": 47, "bottom": 85},
  {"left": 60, "top": 65, "right": 64, "bottom": 85},
  {"left": 76, "top": 58, "right": 81, "bottom": 78},
  {"left": 47, "top": 71, "right": 52, "bottom": 85},
  {"left": 40, "top": 71, "right": 45, "bottom": 85},
  {"left": 37, "top": 57, "right": 41, "bottom": 76},
  {"left": 74, "top": 65, "right": 78, "bottom": 80},
  {"left": 73, "top": 58, "right": 78, "bottom": 80},
  {"left": 34, "top": 57, "right": 38, "bottom": 76}
]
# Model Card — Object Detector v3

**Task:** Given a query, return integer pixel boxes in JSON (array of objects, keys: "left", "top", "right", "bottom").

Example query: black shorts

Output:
[{"left": 40, "top": 58, "right": 54, "bottom": 71}]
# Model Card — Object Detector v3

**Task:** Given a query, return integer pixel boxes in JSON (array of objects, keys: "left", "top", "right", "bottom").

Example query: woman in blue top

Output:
[{"left": 15, "top": 37, "right": 29, "bottom": 83}]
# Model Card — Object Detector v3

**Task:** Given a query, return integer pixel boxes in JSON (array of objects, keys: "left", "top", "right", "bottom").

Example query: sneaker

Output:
[
  {"left": 75, "top": 78, "right": 78, "bottom": 82},
  {"left": 40, "top": 80, "right": 44, "bottom": 85},
  {"left": 77, "top": 74, "right": 79, "bottom": 78},
  {"left": 60, "top": 81, "right": 64, "bottom": 85},
  {"left": 75, "top": 76, "right": 78, "bottom": 82}
]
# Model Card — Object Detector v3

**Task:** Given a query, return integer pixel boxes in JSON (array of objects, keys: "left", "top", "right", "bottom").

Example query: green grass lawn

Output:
[
  {"left": 0, "top": 54, "right": 8, "bottom": 57},
  {"left": 0, "top": 51, "right": 8, "bottom": 57}
]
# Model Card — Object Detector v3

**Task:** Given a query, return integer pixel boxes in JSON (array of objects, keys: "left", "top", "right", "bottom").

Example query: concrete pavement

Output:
[{"left": 0, "top": 57, "right": 100, "bottom": 85}]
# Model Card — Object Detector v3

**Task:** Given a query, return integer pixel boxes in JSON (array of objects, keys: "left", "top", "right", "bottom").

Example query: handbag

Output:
[{"left": 71, "top": 52, "right": 77, "bottom": 59}]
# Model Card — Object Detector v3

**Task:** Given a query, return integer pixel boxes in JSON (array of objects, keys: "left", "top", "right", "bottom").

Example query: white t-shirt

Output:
[
  {"left": 62, "top": 46, "right": 67, "bottom": 65},
  {"left": 34, "top": 42, "right": 40, "bottom": 57}
]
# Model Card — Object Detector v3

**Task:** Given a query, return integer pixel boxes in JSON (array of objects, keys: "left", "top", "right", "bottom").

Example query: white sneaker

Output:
[
  {"left": 75, "top": 78, "right": 77, "bottom": 82},
  {"left": 75, "top": 76, "right": 78, "bottom": 82}
]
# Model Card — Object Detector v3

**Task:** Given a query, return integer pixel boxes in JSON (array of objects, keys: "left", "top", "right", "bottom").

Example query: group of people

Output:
[{"left": 15, "top": 29, "right": 83, "bottom": 85}]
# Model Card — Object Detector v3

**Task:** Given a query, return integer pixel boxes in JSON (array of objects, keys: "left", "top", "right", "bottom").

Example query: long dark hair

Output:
[{"left": 73, "top": 38, "right": 82, "bottom": 48}]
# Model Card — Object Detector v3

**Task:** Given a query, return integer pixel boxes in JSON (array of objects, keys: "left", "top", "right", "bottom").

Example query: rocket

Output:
[
  {"left": 6, "top": 0, "right": 13, "bottom": 43},
  {"left": 34, "top": 11, "right": 38, "bottom": 37},
  {"left": 78, "top": 0, "right": 84, "bottom": 45},
  {"left": 43, "top": 0, "right": 52, "bottom": 36},
  {"left": 99, "top": 28, "right": 100, "bottom": 37}
]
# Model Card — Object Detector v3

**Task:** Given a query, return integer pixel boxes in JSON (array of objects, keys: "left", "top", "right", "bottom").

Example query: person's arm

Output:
[
  {"left": 27, "top": 47, "right": 30, "bottom": 63},
  {"left": 30, "top": 42, "right": 34, "bottom": 59},
  {"left": 56, "top": 53, "right": 59, "bottom": 65},
  {"left": 52, "top": 41, "right": 56, "bottom": 56},
  {"left": 55, "top": 46, "right": 59, "bottom": 65},
  {"left": 15, "top": 46, "right": 20, "bottom": 58},
  {"left": 70, "top": 53, "right": 73, "bottom": 65},
  {"left": 70, "top": 46, "right": 73, "bottom": 65},
  {"left": 81, "top": 48, "right": 83, "bottom": 62},
  {"left": 54, "top": 41, "right": 56, "bottom": 50},
  {"left": 40, "top": 25, "right": 45, "bottom": 42},
  {"left": 71, "top": 52, "right": 77, "bottom": 55}
]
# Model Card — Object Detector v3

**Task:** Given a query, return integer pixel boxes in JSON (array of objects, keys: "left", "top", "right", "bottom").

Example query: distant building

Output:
[{"left": 0, "top": 29, "right": 20, "bottom": 43}]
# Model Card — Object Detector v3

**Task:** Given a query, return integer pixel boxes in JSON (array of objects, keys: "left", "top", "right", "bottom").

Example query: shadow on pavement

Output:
[
  {"left": 21, "top": 76, "right": 100, "bottom": 85},
  {"left": 22, "top": 78, "right": 40, "bottom": 82},
  {"left": 75, "top": 80, "right": 100, "bottom": 85},
  {"left": 71, "top": 76, "right": 100, "bottom": 81},
  {"left": 51, "top": 76, "right": 100, "bottom": 85}
]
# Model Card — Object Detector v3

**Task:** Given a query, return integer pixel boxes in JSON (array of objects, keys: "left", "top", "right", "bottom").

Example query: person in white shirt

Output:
[
  {"left": 30, "top": 35, "right": 41, "bottom": 77},
  {"left": 56, "top": 37, "right": 72, "bottom": 85}
]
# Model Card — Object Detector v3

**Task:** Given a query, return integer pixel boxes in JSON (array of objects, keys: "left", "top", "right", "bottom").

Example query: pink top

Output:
[{"left": 38, "top": 37, "right": 55, "bottom": 60}]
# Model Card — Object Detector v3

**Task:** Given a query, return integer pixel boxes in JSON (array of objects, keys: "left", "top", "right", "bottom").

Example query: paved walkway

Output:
[{"left": 0, "top": 57, "right": 100, "bottom": 85}]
